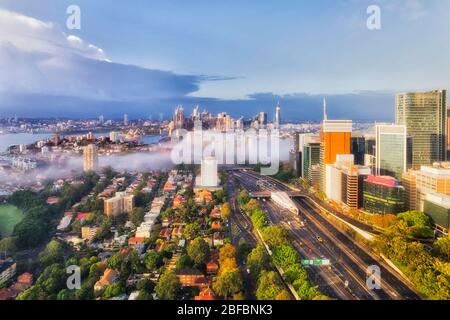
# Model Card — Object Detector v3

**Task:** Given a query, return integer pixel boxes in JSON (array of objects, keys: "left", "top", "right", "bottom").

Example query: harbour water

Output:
[{"left": 0, "top": 132, "right": 163, "bottom": 152}]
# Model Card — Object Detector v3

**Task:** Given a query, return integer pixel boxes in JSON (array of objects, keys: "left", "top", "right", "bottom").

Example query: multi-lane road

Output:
[{"left": 230, "top": 169, "right": 421, "bottom": 300}]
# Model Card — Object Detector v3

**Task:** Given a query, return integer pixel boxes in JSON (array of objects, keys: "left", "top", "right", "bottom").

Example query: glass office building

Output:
[
  {"left": 396, "top": 90, "right": 447, "bottom": 168},
  {"left": 363, "top": 176, "right": 406, "bottom": 214},
  {"left": 376, "top": 124, "right": 407, "bottom": 179}
]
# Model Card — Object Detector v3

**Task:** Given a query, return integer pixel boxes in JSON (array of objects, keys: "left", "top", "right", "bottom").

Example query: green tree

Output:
[
  {"left": 256, "top": 270, "right": 286, "bottom": 300},
  {"left": 39, "top": 240, "right": 65, "bottom": 268},
  {"left": 176, "top": 254, "right": 193, "bottom": 270},
  {"left": 272, "top": 245, "right": 299, "bottom": 270},
  {"left": 187, "top": 237, "right": 210, "bottom": 266},
  {"left": 144, "top": 250, "right": 163, "bottom": 271},
  {"left": 251, "top": 209, "right": 266, "bottom": 230},
  {"left": 213, "top": 269, "right": 243, "bottom": 300},
  {"left": 129, "top": 207, "right": 146, "bottom": 227},
  {"left": 183, "top": 222, "right": 200, "bottom": 240},
  {"left": 155, "top": 270, "right": 180, "bottom": 300},
  {"left": 434, "top": 237, "right": 450, "bottom": 261},
  {"left": 0, "top": 237, "right": 17, "bottom": 255},
  {"left": 261, "top": 226, "right": 290, "bottom": 249},
  {"left": 103, "top": 282, "right": 125, "bottom": 299},
  {"left": 246, "top": 245, "right": 271, "bottom": 280},
  {"left": 397, "top": 211, "right": 433, "bottom": 238}
]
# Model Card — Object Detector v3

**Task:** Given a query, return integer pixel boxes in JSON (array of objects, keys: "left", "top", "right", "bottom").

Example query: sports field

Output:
[{"left": 0, "top": 205, "right": 24, "bottom": 237}]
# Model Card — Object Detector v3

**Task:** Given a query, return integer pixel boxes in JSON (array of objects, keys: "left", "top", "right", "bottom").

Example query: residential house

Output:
[{"left": 94, "top": 269, "right": 119, "bottom": 292}]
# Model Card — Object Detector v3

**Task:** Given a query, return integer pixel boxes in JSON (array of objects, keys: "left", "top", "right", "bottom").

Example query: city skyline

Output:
[{"left": 1, "top": 2, "right": 450, "bottom": 120}]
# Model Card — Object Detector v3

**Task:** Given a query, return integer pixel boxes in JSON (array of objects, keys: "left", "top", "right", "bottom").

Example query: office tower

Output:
[
  {"left": 109, "top": 131, "right": 119, "bottom": 142},
  {"left": 83, "top": 144, "right": 98, "bottom": 172},
  {"left": 99, "top": 115, "right": 104, "bottom": 124},
  {"left": 375, "top": 124, "right": 407, "bottom": 179},
  {"left": 123, "top": 114, "right": 129, "bottom": 126},
  {"left": 448, "top": 108, "right": 450, "bottom": 157},
  {"left": 235, "top": 117, "right": 244, "bottom": 130},
  {"left": 173, "top": 105, "right": 185, "bottom": 129},
  {"left": 86, "top": 131, "right": 94, "bottom": 141},
  {"left": 320, "top": 114, "right": 352, "bottom": 190},
  {"left": 325, "top": 154, "right": 354, "bottom": 202},
  {"left": 52, "top": 134, "right": 60, "bottom": 146},
  {"left": 274, "top": 103, "right": 281, "bottom": 129},
  {"left": 351, "top": 135, "right": 365, "bottom": 165},
  {"left": 401, "top": 170, "right": 417, "bottom": 211},
  {"left": 413, "top": 162, "right": 450, "bottom": 212},
  {"left": 201, "top": 156, "right": 218, "bottom": 187},
  {"left": 258, "top": 112, "right": 268, "bottom": 128},
  {"left": 341, "top": 166, "right": 371, "bottom": 209},
  {"left": 215, "top": 113, "right": 233, "bottom": 132},
  {"left": 363, "top": 176, "right": 406, "bottom": 214},
  {"left": 396, "top": 90, "right": 447, "bottom": 167},
  {"left": 308, "top": 164, "right": 321, "bottom": 188},
  {"left": 293, "top": 133, "right": 321, "bottom": 179},
  {"left": 303, "top": 141, "right": 321, "bottom": 180},
  {"left": 191, "top": 105, "right": 201, "bottom": 122},
  {"left": 289, "top": 149, "right": 302, "bottom": 177}
]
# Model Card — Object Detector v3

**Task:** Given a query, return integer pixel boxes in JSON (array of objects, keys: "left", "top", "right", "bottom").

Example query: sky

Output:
[{"left": 0, "top": 0, "right": 449, "bottom": 121}]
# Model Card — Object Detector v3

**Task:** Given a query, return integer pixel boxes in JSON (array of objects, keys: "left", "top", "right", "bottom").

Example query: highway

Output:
[{"left": 230, "top": 169, "right": 421, "bottom": 300}]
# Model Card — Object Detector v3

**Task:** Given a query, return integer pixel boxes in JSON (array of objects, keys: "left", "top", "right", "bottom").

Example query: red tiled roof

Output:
[
  {"left": 128, "top": 237, "right": 145, "bottom": 245},
  {"left": 76, "top": 213, "right": 90, "bottom": 220}
]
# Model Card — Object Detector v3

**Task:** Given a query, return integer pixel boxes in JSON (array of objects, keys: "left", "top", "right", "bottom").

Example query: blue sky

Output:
[{"left": 0, "top": 0, "right": 449, "bottom": 120}]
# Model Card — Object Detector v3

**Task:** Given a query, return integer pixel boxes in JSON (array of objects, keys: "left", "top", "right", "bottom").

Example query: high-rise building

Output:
[
  {"left": 201, "top": 156, "right": 218, "bottom": 187},
  {"left": 258, "top": 112, "right": 267, "bottom": 128},
  {"left": 396, "top": 90, "right": 447, "bottom": 167},
  {"left": 320, "top": 119, "right": 352, "bottom": 190},
  {"left": 99, "top": 115, "right": 104, "bottom": 125},
  {"left": 274, "top": 103, "right": 281, "bottom": 130},
  {"left": 124, "top": 114, "right": 129, "bottom": 126},
  {"left": 308, "top": 164, "right": 321, "bottom": 188},
  {"left": 341, "top": 166, "right": 371, "bottom": 209},
  {"left": 109, "top": 131, "right": 119, "bottom": 142},
  {"left": 414, "top": 162, "right": 450, "bottom": 211},
  {"left": 173, "top": 105, "right": 185, "bottom": 129},
  {"left": 350, "top": 135, "right": 365, "bottom": 165},
  {"left": 303, "top": 141, "right": 321, "bottom": 180},
  {"left": 325, "top": 154, "right": 355, "bottom": 203},
  {"left": 104, "top": 192, "right": 135, "bottom": 217},
  {"left": 191, "top": 105, "right": 201, "bottom": 122},
  {"left": 375, "top": 124, "right": 407, "bottom": 179},
  {"left": 83, "top": 144, "right": 98, "bottom": 172},
  {"left": 401, "top": 170, "right": 418, "bottom": 211}
]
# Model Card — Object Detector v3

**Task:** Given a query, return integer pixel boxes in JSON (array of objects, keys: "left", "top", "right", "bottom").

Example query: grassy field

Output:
[{"left": 0, "top": 205, "right": 24, "bottom": 238}]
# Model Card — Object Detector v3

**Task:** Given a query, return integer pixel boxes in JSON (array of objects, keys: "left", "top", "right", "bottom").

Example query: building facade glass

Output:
[{"left": 396, "top": 90, "right": 447, "bottom": 168}]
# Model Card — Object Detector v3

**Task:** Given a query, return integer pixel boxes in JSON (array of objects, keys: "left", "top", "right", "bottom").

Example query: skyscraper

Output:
[
  {"left": 320, "top": 118, "right": 352, "bottom": 190},
  {"left": 375, "top": 124, "right": 407, "bottom": 179},
  {"left": 274, "top": 103, "right": 281, "bottom": 129},
  {"left": 201, "top": 156, "right": 218, "bottom": 187},
  {"left": 173, "top": 105, "right": 185, "bottom": 129},
  {"left": 350, "top": 135, "right": 365, "bottom": 165},
  {"left": 191, "top": 105, "right": 201, "bottom": 122},
  {"left": 83, "top": 144, "right": 98, "bottom": 172},
  {"left": 258, "top": 112, "right": 267, "bottom": 128},
  {"left": 123, "top": 114, "right": 129, "bottom": 126},
  {"left": 396, "top": 90, "right": 447, "bottom": 167}
]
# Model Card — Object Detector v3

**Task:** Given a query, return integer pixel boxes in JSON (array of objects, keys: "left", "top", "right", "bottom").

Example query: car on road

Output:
[{"left": 316, "top": 236, "right": 324, "bottom": 243}]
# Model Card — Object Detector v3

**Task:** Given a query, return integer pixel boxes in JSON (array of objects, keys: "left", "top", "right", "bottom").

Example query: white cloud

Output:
[{"left": 0, "top": 9, "right": 201, "bottom": 104}]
